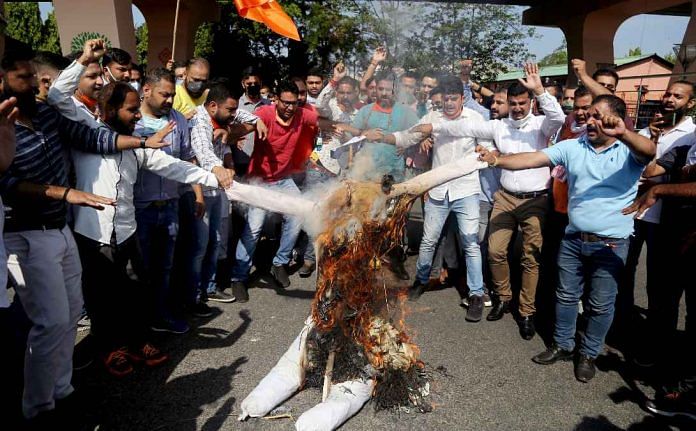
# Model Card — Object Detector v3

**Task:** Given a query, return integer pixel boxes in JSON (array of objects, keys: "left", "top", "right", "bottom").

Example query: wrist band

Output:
[
  {"left": 140, "top": 136, "right": 147, "bottom": 148},
  {"left": 62, "top": 188, "right": 71, "bottom": 201}
]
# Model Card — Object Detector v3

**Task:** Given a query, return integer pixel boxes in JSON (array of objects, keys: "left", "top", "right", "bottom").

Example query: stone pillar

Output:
[
  {"left": 560, "top": 11, "right": 627, "bottom": 86},
  {"left": 53, "top": 0, "right": 136, "bottom": 56},
  {"left": 134, "top": 0, "right": 219, "bottom": 69}
]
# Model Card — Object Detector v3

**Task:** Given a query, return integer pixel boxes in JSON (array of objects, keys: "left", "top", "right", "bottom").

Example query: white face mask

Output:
[
  {"left": 104, "top": 66, "right": 117, "bottom": 84},
  {"left": 130, "top": 81, "right": 141, "bottom": 92},
  {"left": 140, "top": 114, "right": 171, "bottom": 134},
  {"left": 176, "top": 78, "right": 184, "bottom": 87},
  {"left": 507, "top": 111, "right": 534, "bottom": 129}
]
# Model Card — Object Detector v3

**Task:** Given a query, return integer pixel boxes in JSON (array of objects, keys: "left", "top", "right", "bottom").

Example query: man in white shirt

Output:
[
  {"left": 384, "top": 75, "right": 493, "bottom": 322},
  {"left": 624, "top": 80, "right": 696, "bottom": 367},
  {"left": 412, "top": 63, "right": 565, "bottom": 340},
  {"left": 48, "top": 41, "right": 230, "bottom": 377}
]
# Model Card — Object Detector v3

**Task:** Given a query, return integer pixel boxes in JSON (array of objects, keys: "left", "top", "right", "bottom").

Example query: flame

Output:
[{"left": 310, "top": 180, "right": 421, "bottom": 372}]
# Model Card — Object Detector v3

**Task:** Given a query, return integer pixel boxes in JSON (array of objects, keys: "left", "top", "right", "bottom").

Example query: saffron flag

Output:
[{"left": 233, "top": 0, "right": 301, "bottom": 41}]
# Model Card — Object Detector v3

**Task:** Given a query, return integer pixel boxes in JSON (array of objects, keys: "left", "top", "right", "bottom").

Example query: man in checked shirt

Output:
[{"left": 188, "top": 81, "right": 266, "bottom": 309}]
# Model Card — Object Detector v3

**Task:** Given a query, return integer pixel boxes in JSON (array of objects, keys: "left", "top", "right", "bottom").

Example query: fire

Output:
[{"left": 310, "top": 179, "right": 421, "bottom": 373}]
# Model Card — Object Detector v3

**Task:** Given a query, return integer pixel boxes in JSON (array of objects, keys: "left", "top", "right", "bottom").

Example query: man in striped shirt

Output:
[{"left": 0, "top": 47, "right": 169, "bottom": 426}]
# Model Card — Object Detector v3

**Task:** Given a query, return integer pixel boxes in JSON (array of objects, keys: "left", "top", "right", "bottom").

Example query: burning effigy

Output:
[{"left": 228, "top": 154, "right": 486, "bottom": 430}]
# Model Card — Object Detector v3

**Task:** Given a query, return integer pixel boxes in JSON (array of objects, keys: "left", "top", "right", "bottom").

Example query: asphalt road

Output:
[{"left": 56, "top": 243, "right": 688, "bottom": 431}]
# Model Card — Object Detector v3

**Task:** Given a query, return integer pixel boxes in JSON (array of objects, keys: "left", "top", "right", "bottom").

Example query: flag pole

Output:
[{"left": 171, "top": 0, "right": 181, "bottom": 61}]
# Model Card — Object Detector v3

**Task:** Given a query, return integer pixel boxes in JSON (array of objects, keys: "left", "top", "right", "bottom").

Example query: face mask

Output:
[
  {"left": 104, "top": 66, "right": 118, "bottom": 84},
  {"left": 570, "top": 121, "right": 587, "bottom": 134},
  {"left": 508, "top": 111, "right": 534, "bottom": 129},
  {"left": 186, "top": 80, "right": 206, "bottom": 95},
  {"left": 246, "top": 84, "right": 261, "bottom": 97},
  {"left": 176, "top": 78, "right": 184, "bottom": 87},
  {"left": 140, "top": 114, "right": 170, "bottom": 134},
  {"left": 130, "top": 81, "right": 141, "bottom": 92},
  {"left": 562, "top": 101, "right": 573, "bottom": 112}
]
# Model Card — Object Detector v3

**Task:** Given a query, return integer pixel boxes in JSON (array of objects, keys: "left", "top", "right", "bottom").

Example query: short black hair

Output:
[
  {"left": 400, "top": 71, "right": 419, "bottom": 81},
  {"left": 130, "top": 63, "right": 143, "bottom": 73},
  {"left": 364, "top": 76, "right": 376, "bottom": 87},
  {"left": 102, "top": 47, "right": 132, "bottom": 67},
  {"left": 206, "top": 81, "right": 237, "bottom": 105},
  {"left": 438, "top": 75, "right": 463, "bottom": 96},
  {"left": 172, "top": 61, "right": 185, "bottom": 70},
  {"left": 429, "top": 85, "right": 444, "bottom": 98},
  {"left": 306, "top": 67, "right": 323, "bottom": 79},
  {"left": 32, "top": 51, "right": 71, "bottom": 71},
  {"left": 574, "top": 86, "right": 591, "bottom": 99},
  {"left": 275, "top": 79, "right": 300, "bottom": 97},
  {"left": 671, "top": 80, "right": 696, "bottom": 99},
  {"left": 1, "top": 48, "right": 35, "bottom": 72},
  {"left": 144, "top": 67, "right": 175, "bottom": 86},
  {"left": 98, "top": 81, "right": 137, "bottom": 115},
  {"left": 336, "top": 76, "right": 358, "bottom": 90},
  {"left": 186, "top": 57, "right": 210, "bottom": 70},
  {"left": 241, "top": 66, "right": 262, "bottom": 81},
  {"left": 422, "top": 71, "right": 438, "bottom": 81},
  {"left": 507, "top": 82, "right": 532, "bottom": 98},
  {"left": 375, "top": 72, "right": 396, "bottom": 84},
  {"left": 593, "top": 94, "right": 626, "bottom": 119},
  {"left": 592, "top": 68, "right": 619, "bottom": 84},
  {"left": 494, "top": 87, "right": 508, "bottom": 96}
]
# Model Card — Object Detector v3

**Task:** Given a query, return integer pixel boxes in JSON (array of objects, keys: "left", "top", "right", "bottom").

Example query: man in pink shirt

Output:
[{"left": 230, "top": 80, "right": 318, "bottom": 302}]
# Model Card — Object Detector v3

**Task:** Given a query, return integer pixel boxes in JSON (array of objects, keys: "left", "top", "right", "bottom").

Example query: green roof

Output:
[{"left": 495, "top": 53, "right": 657, "bottom": 82}]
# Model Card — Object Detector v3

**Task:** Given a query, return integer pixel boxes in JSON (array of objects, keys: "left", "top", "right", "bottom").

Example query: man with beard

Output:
[
  {"left": 188, "top": 82, "right": 260, "bottom": 308},
  {"left": 230, "top": 80, "right": 317, "bottom": 301},
  {"left": 102, "top": 47, "right": 131, "bottom": 83},
  {"left": 305, "top": 68, "right": 324, "bottom": 105},
  {"left": 351, "top": 72, "right": 419, "bottom": 280},
  {"left": 133, "top": 67, "right": 212, "bottom": 335},
  {"left": 412, "top": 63, "right": 565, "bottom": 340},
  {"left": 47, "top": 40, "right": 229, "bottom": 375},
  {"left": 360, "top": 46, "right": 386, "bottom": 105},
  {"left": 316, "top": 62, "right": 360, "bottom": 124},
  {"left": 382, "top": 75, "right": 493, "bottom": 322},
  {"left": 623, "top": 80, "right": 696, "bottom": 367},
  {"left": 1, "top": 45, "right": 168, "bottom": 425},
  {"left": 476, "top": 95, "right": 655, "bottom": 383},
  {"left": 173, "top": 58, "right": 210, "bottom": 119}
]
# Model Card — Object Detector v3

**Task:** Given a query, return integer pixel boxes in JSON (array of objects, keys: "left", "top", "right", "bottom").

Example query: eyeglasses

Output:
[{"left": 278, "top": 99, "right": 299, "bottom": 107}]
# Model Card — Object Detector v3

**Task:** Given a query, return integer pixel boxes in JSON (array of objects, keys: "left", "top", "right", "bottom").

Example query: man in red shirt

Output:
[{"left": 230, "top": 80, "right": 318, "bottom": 301}]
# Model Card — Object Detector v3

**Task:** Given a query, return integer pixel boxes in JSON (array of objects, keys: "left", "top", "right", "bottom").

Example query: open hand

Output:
[
  {"left": 372, "top": 46, "right": 387, "bottom": 64},
  {"left": 518, "top": 62, "right": 544, "bottom": 96},
  {"left": 66, "top": 189, "right": 116, "bottom": 210},
  {"left": 419, "top": 137, "right": 433, "bottom": 154},
  {"left": 145, "top": 121, "right": 175, "bottom": 149},
  {"left": 622, "top": 187, "right": 657, "bottom": 217}
]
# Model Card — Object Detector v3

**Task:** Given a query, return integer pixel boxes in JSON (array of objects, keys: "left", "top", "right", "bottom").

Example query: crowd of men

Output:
[{"left": 1, "top": 38, "right": 695, "bottom": 428}]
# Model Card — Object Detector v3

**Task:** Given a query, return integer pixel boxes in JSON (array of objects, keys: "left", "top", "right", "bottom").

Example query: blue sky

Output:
[{"left": 38, "top": 2, "right": 689, "bottom": 61}]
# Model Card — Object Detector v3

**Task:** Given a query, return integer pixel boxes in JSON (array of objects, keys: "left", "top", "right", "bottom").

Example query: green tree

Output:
[
  {"left": 628, "top": 46, "right": 643, "bottom": 57},
  {"left": 135, "top": 23, "right": 148, "bottom": 67},
  {"left": 194, "top": 22, "right": 214, "bottom": 59},
  {"left": 40, "top": 11, "right": 62, "bottom": 54},
  {"left": 538, "top": 41, "right": 567, "bottom": 67},
  {"left": 4, "top": 3, "right": 43, "bottom": 50},
  {"left": 664, "top": 51, "right": 677, "bottom": 65}
]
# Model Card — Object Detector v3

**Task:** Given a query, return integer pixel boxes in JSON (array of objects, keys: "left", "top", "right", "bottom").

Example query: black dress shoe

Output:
[
  {"left": 575, "top": 354, "right": 596, "bottom": 383},
  {"left": 532, "top": 344, "right": 574, "bottom": 365},
  {"left": 518, "top": 315, "right": 536, "bottom": 340},
  {"left": 486, "top": 300, "right": 510, "bottom": 321},
  {"left": 231, "top": 281, "right": 249, "bottom": 303},
  {"left": 270, "top": 264, "right": 291, "bottom": 288},
  {"left": 408, "top": 280, "right": 425, "bottom": 301}
]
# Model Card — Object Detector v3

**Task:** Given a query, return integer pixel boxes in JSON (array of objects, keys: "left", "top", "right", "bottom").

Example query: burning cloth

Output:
[{"left": 234, "top": 154, "right": 487, "bottom": 430}]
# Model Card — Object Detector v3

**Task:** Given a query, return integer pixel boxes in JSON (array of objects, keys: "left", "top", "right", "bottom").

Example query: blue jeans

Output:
[
  {"left": 415, "top": 194, "right": 483, "bottom": 296},
  {"left": 191, "top": 194, "right": 224, "bottom": 295},
  {"left": 231, "top": 178, "right": 302, "bottom": 282},
  {"left": 554, "top": 234, "right": 629, "bottom": 358},
  {"left": 135, "top": 200, "right": 178, "bottom": 321}
]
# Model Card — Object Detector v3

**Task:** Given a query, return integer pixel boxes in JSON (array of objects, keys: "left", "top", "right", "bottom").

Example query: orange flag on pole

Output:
[{"left": 233, "top": 0, "right": 301, "bottom": 41}]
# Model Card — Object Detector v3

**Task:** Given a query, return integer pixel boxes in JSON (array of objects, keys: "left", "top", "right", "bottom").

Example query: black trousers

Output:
[{"left": 75, "top": 232, "right": 149, "bottom": 353}]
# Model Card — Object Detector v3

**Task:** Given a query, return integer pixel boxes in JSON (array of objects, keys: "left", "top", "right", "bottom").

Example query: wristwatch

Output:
[{"left": 139, "top": 136, "right": 147, "bottom": 148}]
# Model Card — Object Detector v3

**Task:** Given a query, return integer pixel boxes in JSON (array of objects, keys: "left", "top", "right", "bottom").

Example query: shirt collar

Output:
[
  {"left": 578, "top": 134, "right": 621, "bottom": 154},
  {"left": 372, "top": 103, "right": 393, "bottom": 114}
]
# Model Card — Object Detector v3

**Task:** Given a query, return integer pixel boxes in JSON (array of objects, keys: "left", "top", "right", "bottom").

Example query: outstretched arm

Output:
[
  {"left": 571, "top": 59, "right": 612, "bottom": 97},
  {"left": 477, "top": 146, "right": 552, "bottom": 170},
  {"left": 360, "top": 47, "right": 386, "bottom": 92}
]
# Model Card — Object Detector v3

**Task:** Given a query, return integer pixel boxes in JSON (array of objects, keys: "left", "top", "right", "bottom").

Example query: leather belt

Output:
[
  {"left": 579, "top": 232, "right": 621, "bottom": 243},
  {"left": 148, "top": 199, "right": 174, "bottom": 208},
  {"left": 502, "top": 187, "right": 548, "bottom": 200},
  {"left": 4, "top": 219, "right": 66, "bottom": 233}
]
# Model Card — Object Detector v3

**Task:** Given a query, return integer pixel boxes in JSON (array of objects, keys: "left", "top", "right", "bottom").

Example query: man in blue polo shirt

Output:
[{"left": 476, "top": 94, "right": 655, "bottom": 383}]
